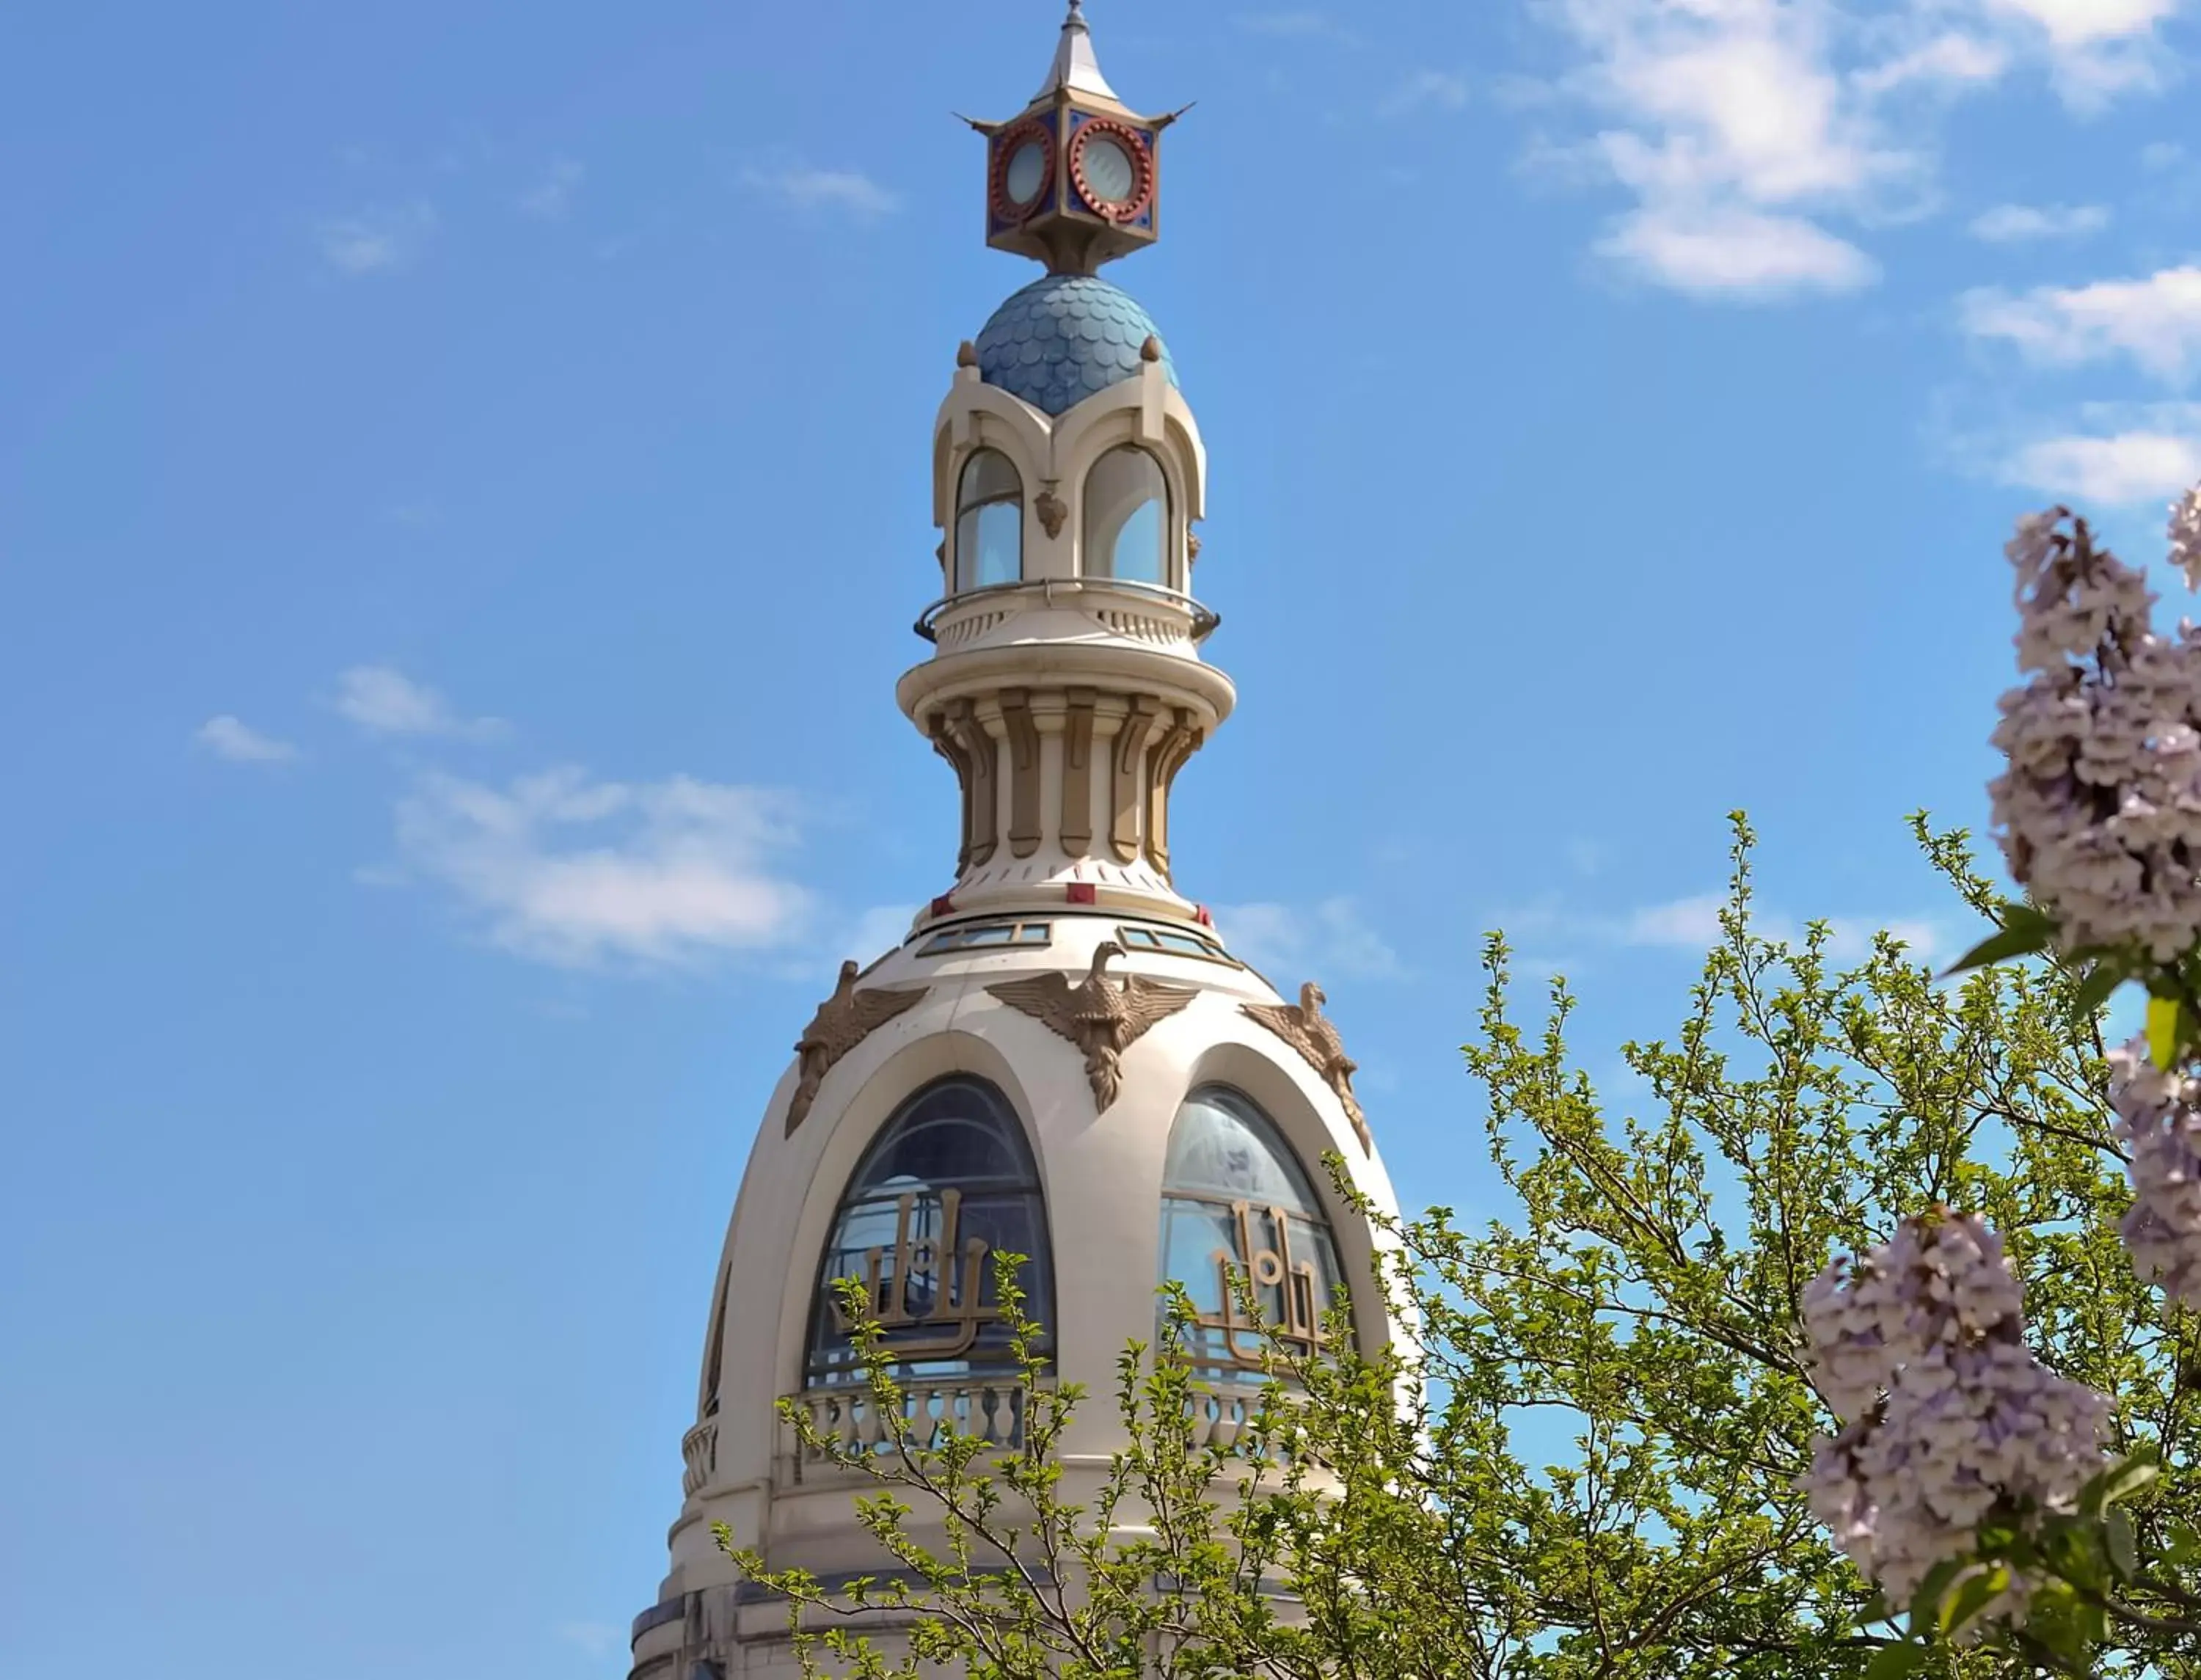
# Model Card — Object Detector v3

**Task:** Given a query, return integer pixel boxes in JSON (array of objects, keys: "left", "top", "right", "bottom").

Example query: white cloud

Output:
[
  {"left": 388, "top": 767, "right": 816, "bottom": 971},
  {"left": 2143, "top": 140, "right": 2188, "bottom": 169},
  {"left": 1999, "top": 406, "right": 2201, "bottom": 503},
  {"left": 1503, "top": 892, "right": 1948, "bottom": 963},
  {"left": 1960, "top": 266, "right": 2201, "bottom": 384},
  {"left": 1599, "top": 203, "right": 1879, "bottom": 297},
  {"left": 519, "top": 158, "right": 583, "bottom": 221},
  {"left": 740, "top": 160, "right": 899, "bottom": 221},
  {"left": 1213, "top": 897, "right": 1404, "bottom": 982},
  {"left": 1233, "top": 9, "right": 1360, "bottom": 43},
  {"left": 194, "top": 715, "right": 299, "bottom": 764},
  {"left": 316, "top": 202, "right": 436, "bottom": 275},
  {"left": 1525, "top": 0, "right": 2184, "bottom": 297},
  {"left": 335, "top": 665, "right": 505, "bottom": 741},
  {"left": 1966, "top": 201, "right": 2109, "bottom": 241},
  {"left": 1379, "top": 69, "right": 1471, "bottom": 116},
  {"left": 1620, "top": 893, "right": 1729, "bottom": 947}
]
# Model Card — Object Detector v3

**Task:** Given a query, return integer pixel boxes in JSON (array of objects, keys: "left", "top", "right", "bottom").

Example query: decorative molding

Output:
[
  {"left": 1144, "top": 707, "right": 1201, "bottom": 877},
  {"left": 1000, "top": 688, "right": 1043, "bottom": 858},
  {"left": 1034, "top": 488, "right": 1067, "bottom": 539},
  {"left": 946, "top": 699, "right": 999, "bottom": 866},
  {"left": 1109, "top": 695, "right": 1161, "bottom": 863},
  {"left": 1060, "top": 687, "right": 1096, "bottom": 856},
  {"left": 786, "top": 960, "right": 930, "bottom": 1136},
  {"left": 988, "top": 941, "right": 1197, "bottom": 1111},
  {"left": 1240, "top": 982, "right": 1371, "bottom": 1154}
]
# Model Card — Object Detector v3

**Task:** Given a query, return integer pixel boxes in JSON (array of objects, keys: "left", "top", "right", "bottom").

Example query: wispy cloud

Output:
[
  {"left": 1233, "top": 10, "right": 1361, "bottom": 45},
  {"left": 1379, "top": 69, "right": 1470, "bottom": 117},
  {"left": 1960, "top": 266, "right": 2201, "bottom": 384},
  {"left": 1213, "top": 897, "right": 1404, "bottom": 982},
  {"left": 740, "top": 159, "right": 899, "bottom": 222},
  {"left": 1599, "top": 205, "right": 1880, "bottom": 299},
  {"left": 386, "top": 767, "right": 815, "bottom": 971},
  {"left": 1966, "top": 201, "right": 2110, "bottom": 241},
  {"left": 335, "top": 665, "right": 506, "bottom": 742},
  {"left": 1996, "top": 404, "right": 2201, "bottom": 505},
  {"left": 518, "top": 158, "right": 583, "bottom": 221},
  {"left": 194, "top": 715, "right": 299, "bottom": 764},
  {"left": 315, "top": 201, "right": 436, "bottom": 275},
  {"left": 1522, "top": 0, "right": 2182, "bottom": 300},
  {"left": 1499, "top": 892, "right": 1949, "bottom": 965}
]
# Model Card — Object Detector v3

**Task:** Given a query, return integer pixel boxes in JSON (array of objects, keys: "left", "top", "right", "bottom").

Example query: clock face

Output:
[
  {"left": 1004, "top": 139, "right": 1048, "bottom": 206},
  {"left": 1080, "top": 134, "right": 1136, "bottom": 205}
]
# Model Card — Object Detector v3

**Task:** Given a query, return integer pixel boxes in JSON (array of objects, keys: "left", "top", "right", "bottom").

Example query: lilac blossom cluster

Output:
[
  {"left": 2173, "top": 484, "right": 2201, "bottom": 593},
  {"left": 2109, "top": 1035, "right": 2201, "bottom": 1308},
  {"left": 1988, "top": 505, "right": 2201, "bottom": 963},
  {"left": 1799, "top": 1213, "right": 2108, "bottom": 1620}
]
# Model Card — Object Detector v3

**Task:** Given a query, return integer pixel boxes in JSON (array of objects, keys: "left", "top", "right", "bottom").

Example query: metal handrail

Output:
[{"left": 914, "top": 575, "right": 1222, "bottom": 645}]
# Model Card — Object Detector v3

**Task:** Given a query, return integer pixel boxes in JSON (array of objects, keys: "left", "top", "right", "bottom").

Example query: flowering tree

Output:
[{"left": 726, "top": 489, "right": 2201, "bottom": 1679}]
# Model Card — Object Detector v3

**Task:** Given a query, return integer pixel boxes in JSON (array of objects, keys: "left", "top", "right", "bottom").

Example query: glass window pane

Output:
[
  {"left": 1081, "top": 446, "right": 1168, "bottom": 585},
  {"left": 1161, "top": 1088, "right": 1322, "bottom": 1213},
  {"left": 807, "top": 1076, "right": 1051, "bottom": 1385},
  {"left": 955, "top": 450, "right": 1023, "bottom": 592}
]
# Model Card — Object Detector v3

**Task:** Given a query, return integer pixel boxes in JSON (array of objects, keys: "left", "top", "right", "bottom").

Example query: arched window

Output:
[
  {"left": 1082, "top": 445, "right": 1169, "bottom": 586},
  {"left": 806, "top": 1076, "right": 1052, "bottom": 1387},
  {"left": 955, "top": 450, "right": 1023, "bottom": 592},
  {"left": 1157, "top": 1086, "right": 1346, "bottom": 1380}
]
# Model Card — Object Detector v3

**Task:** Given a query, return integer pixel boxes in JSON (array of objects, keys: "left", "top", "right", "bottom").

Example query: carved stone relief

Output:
[
  {"left": 786, "top": 960, "right": 930, "bottom": 1136},
  {"left": 988, "top": 941, "right": 1197, "bottom": 1111},
  {"left": 1239, "top": 982, "right": 1372, "bottom": 1154}
]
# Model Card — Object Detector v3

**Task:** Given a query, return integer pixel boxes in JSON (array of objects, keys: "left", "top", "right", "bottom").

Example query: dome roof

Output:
[{"left": 974, "top": 274, "right": 1178, "bottom": 417}]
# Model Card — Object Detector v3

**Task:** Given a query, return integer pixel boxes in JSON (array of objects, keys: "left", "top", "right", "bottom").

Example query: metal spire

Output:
[{"left": 1033, "top": 0, "right": 1118, "bottom": 103}]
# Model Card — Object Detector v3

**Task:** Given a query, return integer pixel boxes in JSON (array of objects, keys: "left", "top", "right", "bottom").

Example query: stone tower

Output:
[{"left": 625, "top": 11, "right": 1401, "bottom": 1676}]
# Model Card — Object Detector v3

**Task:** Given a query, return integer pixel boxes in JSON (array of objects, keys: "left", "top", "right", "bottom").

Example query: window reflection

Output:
[
  {"left": 955, "top": 450, "right": 1023, "bottom": 592},
  {"left": 1156, "top": 1086, "right": 1345, "bottom": 1381},
  {"left": 807, "top": 1077, "right": 1051, "bottom": 1385},
  {"left": 1081, "top": 445, "right": 1168, "bottom": 585}
]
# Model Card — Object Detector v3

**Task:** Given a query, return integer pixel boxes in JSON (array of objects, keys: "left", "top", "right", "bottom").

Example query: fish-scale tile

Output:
[{"left": 973, "top": 273, "right": 1179, "bottom": 417}]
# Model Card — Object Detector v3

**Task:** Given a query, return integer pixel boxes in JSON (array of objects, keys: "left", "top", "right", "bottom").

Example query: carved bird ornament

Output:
[
  {"left": 1241, "top": 982, "right": 1372, "bottom": 1154},
  {"left": 785, "top": 960, "right": 929, "bottom": 1136},
  {"left": 987, "top": 940, "right": 1199, "bottom": 1112}
]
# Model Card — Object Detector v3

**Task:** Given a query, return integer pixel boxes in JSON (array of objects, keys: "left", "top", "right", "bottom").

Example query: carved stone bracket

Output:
[
  {"left": 1035, "top": 488, "right": 1067, "bottom": 538},
  {"left": 1000, "top": 688, "right": 1043, "bottom": 858}
]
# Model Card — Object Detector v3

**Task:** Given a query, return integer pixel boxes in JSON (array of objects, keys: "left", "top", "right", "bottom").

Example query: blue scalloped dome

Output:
[{"left": 974, "top": 274, "right": 1178, "bottom": 417}]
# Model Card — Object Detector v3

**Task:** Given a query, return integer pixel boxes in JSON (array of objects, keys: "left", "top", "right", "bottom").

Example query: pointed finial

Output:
[
  {"left": 957, "top": 339, "right": 979, "bottom": 368},
  {"left": 1035, "top": 0, "right": 1118, "bottom": 102},
  {"left": 1139, "top": 334, "right": 1162, "bottom": 362}
]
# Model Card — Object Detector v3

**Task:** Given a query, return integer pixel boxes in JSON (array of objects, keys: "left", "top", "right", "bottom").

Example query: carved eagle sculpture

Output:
[
  {"left": 785, "top": 960, "right": 929, "bottom": 1136},
  {"left": 1241, "top": 982, "right": 1372, "bottom": 1155},
  {"left": 987, "top": 940, "right": 1200, "bottom": 1112}
]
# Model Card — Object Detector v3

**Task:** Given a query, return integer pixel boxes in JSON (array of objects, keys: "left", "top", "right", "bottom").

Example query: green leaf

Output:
[
  {"left": 2151, "top": 996, "right": 2184, "bottom": 1069},
  {"left": 2074, "top": 960, "right": 2130, "bottom": 1016},
  {"left": 1908, "top": 1557, "right": 1971, "bottom": 1636},
  {"left": 1863, "top": 1642, "right": 1927, "bottom": 1680},
  {"left": 1940, "top": 1564, "right": 2010, "bottom": 1638},
  {"left": 2166, "top": 1517, "right": 2201, "bottom": 1566},
  {"left": 1943, "top": 902, "right": 2058, "bottom": 976},
  {"left": 2107, "top": 1507, "right": 2138, "bottom": 1579},
  {"left": 2081, "top": 1447, "right": 2162, "bottom": 1516}
]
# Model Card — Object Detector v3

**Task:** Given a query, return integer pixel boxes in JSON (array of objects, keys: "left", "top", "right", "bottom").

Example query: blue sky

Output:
[{"left": 4, "top": 0, "right": 2200, "bottom": 1673}]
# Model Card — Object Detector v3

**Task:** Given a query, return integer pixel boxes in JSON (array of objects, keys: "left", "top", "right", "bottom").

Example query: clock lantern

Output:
[{"left": 974, "top": 2, "right": 1175, "bottom": 276}]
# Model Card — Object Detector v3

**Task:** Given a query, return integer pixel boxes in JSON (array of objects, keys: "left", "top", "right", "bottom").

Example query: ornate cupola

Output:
[
  {"left": 905, "top": 2, "right": 1220, "bottom": 935},
  {"left": 624, "top": 14, "right": 1403, "bottom": 1680}
]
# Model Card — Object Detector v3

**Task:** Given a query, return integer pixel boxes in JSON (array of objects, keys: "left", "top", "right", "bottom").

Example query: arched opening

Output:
[
  {"left": 1157, "top": 1085, "right": 1346, "bottom": 1381},
  {"left": 806, "top": 1075, "right": 1052, "bottom": 1387},
  {"left": 1081, "top": 445, "right": 1169, "bottom": 586},
  {"left": 954, "top": 449, "right": 1023, "bottom": 593}
]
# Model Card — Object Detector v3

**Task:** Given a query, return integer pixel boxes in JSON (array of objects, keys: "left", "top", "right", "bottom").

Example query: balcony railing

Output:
[
  {"left": 913, "top": 577, "right": 1221, "bottom": 649},
  {"left": 680, "top": 1417, "right": 718, "bottom": 1497},
  {"left": 780, "top": 1376, "right": 1029, "bottom": 1486}
]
